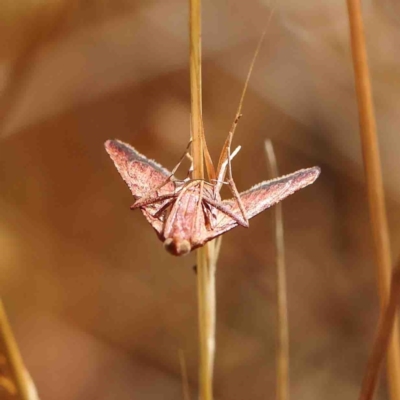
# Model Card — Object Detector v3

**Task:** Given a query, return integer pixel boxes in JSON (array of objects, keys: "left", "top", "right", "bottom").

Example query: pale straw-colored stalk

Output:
[
  {"left": 265, "top": 140, "right": 289, "bottom": 400},
  {"left": 189, "top": 1, "right": 218, "bottom": 399},
  {"left": 346, "top": 1, "right": 400, "bottom": 399}
]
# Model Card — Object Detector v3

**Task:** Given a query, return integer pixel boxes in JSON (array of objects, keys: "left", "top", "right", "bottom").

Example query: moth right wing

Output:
[{"left": 204, "top": 167, "right": 320, "bottom": 240}]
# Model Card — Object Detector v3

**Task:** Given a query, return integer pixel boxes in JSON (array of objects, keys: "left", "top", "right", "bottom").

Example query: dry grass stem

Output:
[
  {"left": 196, "top": 244, "right": 219, "bottom": 400},
  {"left": 0, "top": 300, "right": 39, "bottom": 400},
  {"left": 265, "top": 140, "right": 289, "bottom": 400},
  {"left": 189, "top": 1, "right": 218, "bottom": 399},
  {"left": 196, "top": 244, "right": 217, "bottom": 400},
  {"left": 359, "top": 261, "right": 400, "bottom": 400},
  {"left": 189, "top": 0, "right": 204, "bottom": 181},
  {"left": 346, "top": 1, "right": 400, "bottom": 398}
]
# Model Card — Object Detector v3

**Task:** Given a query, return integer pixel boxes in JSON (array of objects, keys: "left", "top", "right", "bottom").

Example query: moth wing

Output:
[
  {"left": 105, "top": 139, "right": 176, "bottom": 236},
  {"left": 105, "top": 139, "right": 174, "bottom": 198},
  {"left": 204, "top": 166, "right": 320, "bottom": 240}
]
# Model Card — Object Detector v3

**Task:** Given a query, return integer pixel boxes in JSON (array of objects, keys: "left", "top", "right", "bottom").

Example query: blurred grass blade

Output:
[
  {"left": 359, "top": 261, "right": 400, "bottom": 400},
  {"left": 179, "top": 349, "right": 191, "bottom": 400},
  {"left": 346, "top": 1, "right": 400, "bottom": 399},
  {"left": 0, "top": 300, "right": 40, "bottom": 400},
  {"left": 265, "top": 140, "right": 289, "bottom": 400}
]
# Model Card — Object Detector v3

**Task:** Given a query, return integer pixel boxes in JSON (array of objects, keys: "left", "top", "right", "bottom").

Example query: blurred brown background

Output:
[{"left": 1, "top": 0, "right": 400, "bottom": 399}]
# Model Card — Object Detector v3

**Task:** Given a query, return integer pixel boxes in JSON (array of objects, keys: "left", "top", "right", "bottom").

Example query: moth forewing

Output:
[
  {"left": 105, "top": 139, "right": 178, "bottom": 237},
  {"left": 200, "top": 166, "right": 321, "bottom": 242},
  {"left": 104, "top": 140, "right": 174, "bottom": 199},
  {"left": 238, "top": 167, "right": 320, "bottom": 219}
]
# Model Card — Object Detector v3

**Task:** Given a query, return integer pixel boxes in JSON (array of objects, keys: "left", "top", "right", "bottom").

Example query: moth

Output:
[
  {"left": 104, "top": 138, "right": 320, "bottom": 256},
  {"left": 105, "top": 30, "right": 319, "bottom": 256}
]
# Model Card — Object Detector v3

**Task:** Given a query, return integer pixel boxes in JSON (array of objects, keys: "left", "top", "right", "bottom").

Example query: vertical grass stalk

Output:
[
  {"left": 189, "top": 1, "right": 217, "bottom": 399},
  {"left": 190, "top": 0, "right": 204, "bottom": 181},
  {"left": 265, "top": 140, "right": 289, "bottom": 400},
  {"left": 358, "top": 262, "right": 400, "bottom": 400},
  {"left": 346, "top": 1, "right": 400, "bottom": 399}
]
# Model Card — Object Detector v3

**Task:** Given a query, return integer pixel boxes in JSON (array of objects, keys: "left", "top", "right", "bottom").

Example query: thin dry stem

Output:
[
  {"left": 265, "top": 140, "right": 289, "bottom": 400},
  {"left": 179, "top": 349, "right": 191, "bottom": 400},
  {"left": 196, "top": 244, "right": 216, "bottom": 400},
  {"left": 359, "top": 261, "right": 400, "bottom": 400},
  {"left": 190, "top": 0, "right": 203, "bottom": 181},
  {"left": 346, "top": 1, "right": 400, "bottom": 399},
  {"left": 0, "top": 300, "right": 39, "bottom": 400},
  {"left": 190, "top": 1, "right": 217, "bottom": 400}
]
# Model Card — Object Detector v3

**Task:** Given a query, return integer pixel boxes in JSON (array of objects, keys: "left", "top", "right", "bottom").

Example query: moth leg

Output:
[
  {"left": 225, "top": 132, "right": 249, "bottom": 227},
  {"left": 214, "top": 119, "right": 249, "bottom": 225},
  {"left": 153, "top": 198, "right": 175, "bottom": 218},
  {"left": 202, "top": 200, "right": 216, "bottom": 230},
  {"left": 215, "top": 114, "right": 242, "bottom": 187},
  {"left": 213, "top": 145, "right": 241, "bottom": 190},
  {"left": 226, "top": 180, "right": 249, "bottom": 227},
  {"left": 131, "top": 193, "right": 176, "bottom": 209},
  {"left": 204, "top": 198, "right": 248, "bottom": 228}
]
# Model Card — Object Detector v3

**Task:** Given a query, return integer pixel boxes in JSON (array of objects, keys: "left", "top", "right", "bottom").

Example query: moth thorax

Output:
[{"left": 163, "top": 238, "right": 191, "bottom": 256}]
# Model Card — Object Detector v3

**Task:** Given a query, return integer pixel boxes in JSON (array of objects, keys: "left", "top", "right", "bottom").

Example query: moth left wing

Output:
[
  {"left": 105, "top": 139, "right": 174, "bottom": 198},
  {"left": 204, "top": 167, "right": 320, "bottom": 241},
  {"left": 105, "top": 139, "right": 176, "bottom": 236}
]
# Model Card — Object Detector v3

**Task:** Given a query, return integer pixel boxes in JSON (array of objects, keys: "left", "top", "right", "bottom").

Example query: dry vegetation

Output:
[{"left": 1, "top": 0, "right": 400, "bottom": 399}]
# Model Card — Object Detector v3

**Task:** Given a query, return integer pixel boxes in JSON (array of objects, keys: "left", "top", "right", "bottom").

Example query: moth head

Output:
[{"left": 163, "top": 238, "right": 191, "bottom": 256}]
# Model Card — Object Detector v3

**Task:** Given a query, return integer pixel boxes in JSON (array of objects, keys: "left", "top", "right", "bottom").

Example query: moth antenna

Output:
[
  {"left": 170, "top": 139, "right": 193, "bottom": 177},
  {"left": 233, "top": 32, "right": 265, "bottom": 131},
  {"left": 217, "top": 9, "right": 275, "bottom": 175},
  {"left": 231, "top": 8, "right": 275, "bottom": 134}
]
